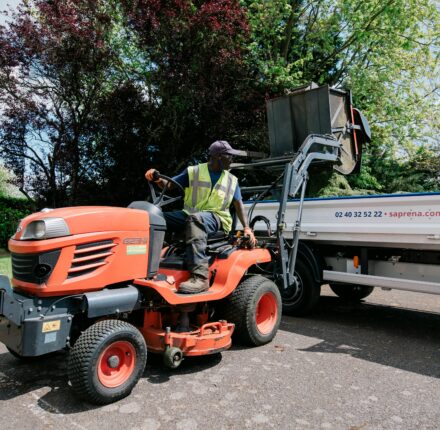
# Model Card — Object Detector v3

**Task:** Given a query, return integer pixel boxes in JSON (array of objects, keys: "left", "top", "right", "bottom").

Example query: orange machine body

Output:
[
  {"left": 138, "top": 247, "right": 271, "bottom": 356},
  {"left": 9, "top": 207, "right": 152, "bottom": 296},
  {"left": 6, "top": 205, "right": 273, "bottom": 359},
  {"left": 142, "top": 310, "right": 235, "bottom": 356},
  {"left": 136, "top": 247, "right": 272, "bottom": 304}
]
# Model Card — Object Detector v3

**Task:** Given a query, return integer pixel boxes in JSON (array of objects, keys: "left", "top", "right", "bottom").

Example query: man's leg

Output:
[
  {"left": 179, "top": 212, "right": 221, "bottom": 294},
  {"left": 163, "top": 210, "right": 187, "bottom": 234}
]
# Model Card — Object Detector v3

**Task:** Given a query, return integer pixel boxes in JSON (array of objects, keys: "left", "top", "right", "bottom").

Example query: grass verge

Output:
[{"left": 0, "top": 249, "right": 12, "bottom": 278}]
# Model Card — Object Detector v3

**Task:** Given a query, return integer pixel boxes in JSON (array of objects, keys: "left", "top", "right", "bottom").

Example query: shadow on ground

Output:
[
  {"left": 1, "top": 295, "right": 439, "bottom": 413},
  {"left": 280, "top": 295, "right": 440, "bottom": 379},
  {"left": 0, "top": 348, "right": 222, "bottom": 413}
]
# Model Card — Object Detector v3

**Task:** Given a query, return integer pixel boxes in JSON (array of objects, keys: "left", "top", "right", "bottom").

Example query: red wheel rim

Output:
[
  {"left": 256, "top": 292, "right": 278, "bottom": 335},
  {"left": 97, "top": 341, "right": 136, "bottom": 388}
]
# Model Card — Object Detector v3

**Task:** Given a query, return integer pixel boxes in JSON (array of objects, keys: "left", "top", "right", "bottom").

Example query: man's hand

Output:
[
  {"left": 145, "top": 169, "right": 159, "bottom": 182},
  {"left": 244, "top": 226, "right": 257, "bottom": 248},
  {"left": 233, "top": 200, "right": 257, "bottom": 248}
]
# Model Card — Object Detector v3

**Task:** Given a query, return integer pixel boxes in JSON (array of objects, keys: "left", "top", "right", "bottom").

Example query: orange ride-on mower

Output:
[{"left": 0, "top": 173, "right": 281, "bottom": 404}]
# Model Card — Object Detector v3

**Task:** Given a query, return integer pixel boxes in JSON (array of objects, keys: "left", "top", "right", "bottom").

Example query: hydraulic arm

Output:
[{"left": 235, "top": 134, "right": 341, "bottom": 291}]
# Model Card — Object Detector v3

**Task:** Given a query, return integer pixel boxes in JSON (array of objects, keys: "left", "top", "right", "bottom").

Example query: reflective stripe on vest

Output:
[{"left": 183, "top": 163, "right": 237, "bottom": 233}]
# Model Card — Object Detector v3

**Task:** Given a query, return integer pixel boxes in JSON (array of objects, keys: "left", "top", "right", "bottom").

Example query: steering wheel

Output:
[{"left": 148, "top": 172, "right": 185, "bottom": 208}]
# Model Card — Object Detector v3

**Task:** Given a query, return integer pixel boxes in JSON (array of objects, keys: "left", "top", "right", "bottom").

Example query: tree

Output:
[
  {"left": 76, "top": 82, "right": 155, "bottom": 206},
  {"left": 0, "top": 165, "right": 18, "bottom": 198},
  {"left": 1, "top": 1, "right": 268, "bottom": 206},
  {"left": 0, "top": 0, "right": 118, "bottom": 206},
  {"left": 120, "top": 0, "right": 264, "bottom": 171},
  {"left": 1, "top": 0, "right": 438, "bottom": 208},
  {"left": 243, "top": 0, "right": 440, "bottom": 194}
]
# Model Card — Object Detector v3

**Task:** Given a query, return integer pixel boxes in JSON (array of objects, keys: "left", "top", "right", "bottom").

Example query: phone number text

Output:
[{"left": 334, "top": 211, "right": 383, "bottom": 218}]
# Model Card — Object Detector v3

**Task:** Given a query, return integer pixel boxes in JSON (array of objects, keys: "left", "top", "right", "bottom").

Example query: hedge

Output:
[{"left": 0, "top": 197, "right": 36, "bottom": 249}]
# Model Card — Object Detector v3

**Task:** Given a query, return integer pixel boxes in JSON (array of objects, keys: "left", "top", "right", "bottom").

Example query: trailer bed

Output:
[{"left": 245, "top": 192, "right": 440, "bottom": 251}]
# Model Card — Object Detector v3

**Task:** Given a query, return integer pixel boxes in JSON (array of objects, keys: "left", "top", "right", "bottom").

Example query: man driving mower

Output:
[{"left": 145, "top": 140, "right": 257, "bottom": 294}]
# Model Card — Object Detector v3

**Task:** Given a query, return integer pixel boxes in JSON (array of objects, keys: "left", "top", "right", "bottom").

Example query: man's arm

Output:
[
  {"left": 233, "top": 199, "right": 257, "bottom": 248},
  {"left": 155, "top": 177, "right": 174, "bottom": 190},
  {"left": 145, "top": 168, "right": 188, "bottom": 190}
]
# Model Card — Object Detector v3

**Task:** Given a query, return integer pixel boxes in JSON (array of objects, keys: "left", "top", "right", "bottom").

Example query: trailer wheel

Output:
[
  {"left": 221, "top": 275, "right": 282, "bottom": 346},
  {"left": 330, "top": 284, "right": 374, "bottom": 301},
  {"left": 68, "top": 320, "right": 147, "bottom": 405},
  {"left": 280, "top": 259, "right": 320, "bottom": 316}
]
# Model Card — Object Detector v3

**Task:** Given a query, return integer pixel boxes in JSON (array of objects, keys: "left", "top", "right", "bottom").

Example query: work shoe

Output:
[{"left": 179, "top": 275, "right": 209, "bottom": 294}]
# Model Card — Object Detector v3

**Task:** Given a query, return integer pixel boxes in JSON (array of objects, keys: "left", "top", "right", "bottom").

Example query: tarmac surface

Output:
[{"left": 1, "top": 286, "right": 439, "bottom": 430}]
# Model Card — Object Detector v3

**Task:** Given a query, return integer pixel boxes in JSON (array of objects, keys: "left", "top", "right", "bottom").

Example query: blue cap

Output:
[{"left": 209, "top": 140, "right": 241, "bottom": 156}]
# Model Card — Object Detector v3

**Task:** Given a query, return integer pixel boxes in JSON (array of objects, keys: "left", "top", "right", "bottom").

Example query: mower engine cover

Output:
[{"left": 8, "top": 205, "right": 166, "bottom": 296}]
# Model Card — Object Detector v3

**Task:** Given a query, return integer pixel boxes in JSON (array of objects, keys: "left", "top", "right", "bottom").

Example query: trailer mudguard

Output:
[{"left": 297, "top": 242, "right": 324, "bottom": 284}]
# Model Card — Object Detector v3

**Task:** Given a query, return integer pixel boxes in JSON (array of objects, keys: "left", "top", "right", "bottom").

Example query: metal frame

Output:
[
  {"left": 233, "top": 134, "right": 341, "bottom": 291},
  {"left": 323, "top": 270, "right": 440, "bottom": 295}
]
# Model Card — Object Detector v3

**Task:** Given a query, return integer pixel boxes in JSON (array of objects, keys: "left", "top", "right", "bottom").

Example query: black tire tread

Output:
[
  {"left": 281, "top": 259, "right": 321, "bottom": 316},
  {"left": 68, "top": 319, "right": 146, "bottom": 405},
  {"left": 330, "top": 284, "right": 374, "bottom": 301},
  {"left": 221, "top": 275, "right": 281, "bottom": 346}
]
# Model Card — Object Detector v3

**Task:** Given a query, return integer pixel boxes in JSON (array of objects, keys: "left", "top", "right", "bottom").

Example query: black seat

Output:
[
  {"left": 160, "top": 206, "right": 236, "bottom": 270},
  {"left": 159, "top": 253, "right": 188, "bottom": 271},
  {"left": 159, "top": 232, "right": 233, "bottom": 271},
  {"left": 207, "top": 231, "right": 228, "bottom": 243}
]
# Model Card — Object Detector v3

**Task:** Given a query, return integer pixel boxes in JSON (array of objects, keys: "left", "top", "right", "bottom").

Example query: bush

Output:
[{"left": 0, "top": 197, "right": 35, "bottom": 249}]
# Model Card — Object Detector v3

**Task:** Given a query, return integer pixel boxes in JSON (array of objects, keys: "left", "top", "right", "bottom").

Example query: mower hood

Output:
[{"left": 13, "top": 206, "right": 150, "bottom": 240}]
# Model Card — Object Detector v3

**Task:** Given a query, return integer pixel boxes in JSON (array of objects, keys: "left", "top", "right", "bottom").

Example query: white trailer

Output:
[
  {"left": 244, "top": 192, "right": 440, "bottom": 314},
  {"left": 234, "top": 83, "right": 438, "bottom": 314}
]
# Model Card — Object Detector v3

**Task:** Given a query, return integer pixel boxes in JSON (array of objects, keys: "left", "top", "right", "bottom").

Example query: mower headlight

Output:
[{"left": 21, "top": 218, "right": 70, "bottom": 240}]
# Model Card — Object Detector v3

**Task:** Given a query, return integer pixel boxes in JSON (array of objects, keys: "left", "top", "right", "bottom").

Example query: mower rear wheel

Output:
[
  {"left": 68, "top": 320, "right": 147, "bottom": 405},
  {"left": 222, "top": 275, "right": 282, "bottom": 346}
]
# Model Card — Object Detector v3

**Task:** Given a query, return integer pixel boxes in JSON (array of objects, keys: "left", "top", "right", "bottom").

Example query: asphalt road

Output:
[{"left": 1, "top": 286, "right": 439, "bottom": 430}]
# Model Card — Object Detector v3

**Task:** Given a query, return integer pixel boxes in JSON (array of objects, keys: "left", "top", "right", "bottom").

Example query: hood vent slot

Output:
[{"left": 68, "top": 240, "right": 116, "bottom": 278}]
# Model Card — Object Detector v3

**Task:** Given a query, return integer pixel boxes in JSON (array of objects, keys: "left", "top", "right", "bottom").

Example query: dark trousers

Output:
[{"left": 163, "top": 210, "right": 221, "bottom": 278}]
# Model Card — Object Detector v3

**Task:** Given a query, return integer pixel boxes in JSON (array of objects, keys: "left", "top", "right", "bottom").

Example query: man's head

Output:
[{"left": 208, "top": 140, "right": 241, "bottom": 171}]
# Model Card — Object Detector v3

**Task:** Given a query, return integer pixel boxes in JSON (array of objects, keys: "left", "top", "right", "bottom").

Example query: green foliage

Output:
[
  {"left": 0, "top": 254, "right": 12, "bottom": 278},
  {"left": 0, "top": 165, "right": 24, "bottom": 198},
  {"left": 0, "top": 197, "right": 35, "bottom": 249},
  {"left": 315, "top": 172, "right": 375, "bottom": 197},
  {"left": 0, "top": 165, "right": 11, "bottom": 197},
  {"left": 0, "top": 0, "right": 438, "bottom": 207},
  {"left": 243, "top": 0, "right": 440, "bottom": 195},
  {"left": 368, "top": 144, "right": 440, "bottom": 193},
  {"left": 0, "top": 0, "right": 122, "bottom": 207}
]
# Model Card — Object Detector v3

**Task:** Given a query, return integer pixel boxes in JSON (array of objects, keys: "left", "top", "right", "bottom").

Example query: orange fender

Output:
[{"left": 133, "top": 248, "right": 272, "bottom": 305}]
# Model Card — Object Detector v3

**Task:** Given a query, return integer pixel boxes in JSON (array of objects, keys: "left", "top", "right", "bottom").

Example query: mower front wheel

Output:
[
  {"left": 222, "top": 275, "right": 282, "bottom": 346},
  {"left": 68, "top": 320, "right": 147, "bottom": 405},
  {"left": 163, "top": 346, "right": 183, "bottom": 369}
]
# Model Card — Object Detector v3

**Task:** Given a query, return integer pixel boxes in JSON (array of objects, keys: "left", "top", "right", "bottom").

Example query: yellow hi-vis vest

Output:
[{"left": 183, "top": 163, "right": 238, "bottom": 233}]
